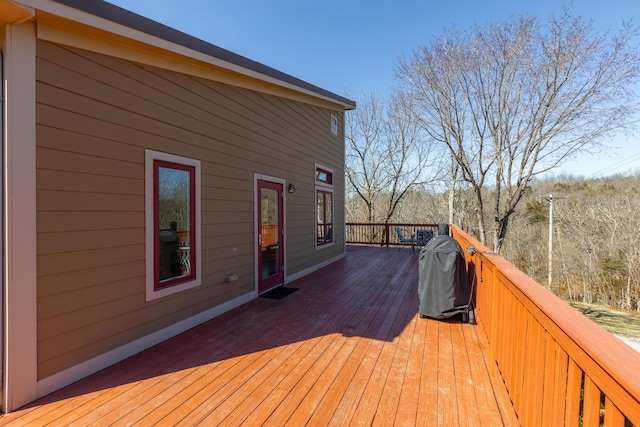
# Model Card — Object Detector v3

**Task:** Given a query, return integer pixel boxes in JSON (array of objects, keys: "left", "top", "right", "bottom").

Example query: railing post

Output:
[{"left": 385, "top": 223, "right": 390, "bottom": 248}]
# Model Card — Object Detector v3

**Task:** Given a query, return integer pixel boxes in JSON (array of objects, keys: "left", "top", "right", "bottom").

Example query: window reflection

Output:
[
  {"left": 261, "top": 187, "right": 280, "bottom": 279},
  {"left": 157, "top": 164, "right": 192, "bottom": 285}
]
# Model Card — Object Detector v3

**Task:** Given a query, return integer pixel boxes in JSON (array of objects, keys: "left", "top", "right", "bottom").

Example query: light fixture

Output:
[{"left": 288, "top": 183, "right": 296, "bottom": 193}]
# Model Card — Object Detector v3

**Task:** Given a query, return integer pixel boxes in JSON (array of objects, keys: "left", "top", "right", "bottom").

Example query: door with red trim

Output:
[{"left": 257, "top": 180, "right": 284, "bottom": 293}]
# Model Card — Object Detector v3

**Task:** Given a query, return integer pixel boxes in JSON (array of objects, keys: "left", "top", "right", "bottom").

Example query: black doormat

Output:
[{"left": 260, "top": 286, "right": 298, "bottom": 300}]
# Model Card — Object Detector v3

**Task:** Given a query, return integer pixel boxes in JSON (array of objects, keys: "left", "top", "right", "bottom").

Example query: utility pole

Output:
[
  {"left": 546, "top": 194, "right": 554, "bottom": 290},
  {"left": 448, "top": 155, "right": 458, "bottom": 224}
]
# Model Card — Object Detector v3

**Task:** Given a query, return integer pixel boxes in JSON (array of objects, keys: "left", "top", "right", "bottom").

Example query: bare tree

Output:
[
  {"left": 397, "top": 9, "right": 640, "bottom": 252},
  {"left": 345, "top": 90, "right": 385, "bottom": 224},
  {"left": 345, "top": 90, "right": 443, "bottom": 224}
]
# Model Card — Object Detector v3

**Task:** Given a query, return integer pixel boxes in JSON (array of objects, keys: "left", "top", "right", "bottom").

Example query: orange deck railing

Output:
[{"left": 450, "top": 225, "right": 640, "bottom": 426}]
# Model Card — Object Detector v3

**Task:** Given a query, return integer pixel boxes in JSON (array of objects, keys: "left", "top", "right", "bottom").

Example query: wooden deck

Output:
[{"left": 0, "top": 246, "right": 517, "bottom": 426}]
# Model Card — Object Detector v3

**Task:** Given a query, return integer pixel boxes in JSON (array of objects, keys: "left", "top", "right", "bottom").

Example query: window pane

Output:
[
  {"left": 317, "top": 190, "right": 333, "bottom": 245},
  {"left": 157, "top": 165, "right": 192, "bottom": 285},
  {"left": 261, "top": 187, "right": 280, "bottom": 279},
  {"left": 315, "top": 168, "right": 333, "bottom": 185},
  {"left": 317, "top": 191, "right": 325, "bottom": 243}
]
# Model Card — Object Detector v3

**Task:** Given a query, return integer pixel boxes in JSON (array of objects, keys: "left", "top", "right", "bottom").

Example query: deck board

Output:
[{"left": 0, "top": 246, "right": 517, "bottom": 426}]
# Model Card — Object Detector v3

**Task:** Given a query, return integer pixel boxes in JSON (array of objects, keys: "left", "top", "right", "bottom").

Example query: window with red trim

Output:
[
  {"left": 316, "top": 167, "right": 333, "bottom": 185},
  {"left": 145, "top": 150, "right": 201, "bottom": 301}
]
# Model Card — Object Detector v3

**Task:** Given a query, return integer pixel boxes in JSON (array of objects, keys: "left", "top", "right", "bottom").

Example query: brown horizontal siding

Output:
[
  {"left": 36, "top": 147, "right": 142, "bottom": 180},
  {"left": 37, "top": 246, "right": 144, "bottom": 278},
  {"left": 37, "top": 169, "right": 142, "bottom": 195},
  {"left": 38, "top": 271, "right": 143, "bottom": 316},
  {"left": 37, "top": 211, "right": 143, "bottom": 233},
  {"left": 37, "top": 43, "right": 343, "bottom": 172},
  {"left": 38, "top": 228, "right": 143, "bottom": 257},
  {"left": 35, "top": 39, "right": 345, "bottom": 379},
  {"left": 37, "top": 190, "right": 142, "bottom": 213}
]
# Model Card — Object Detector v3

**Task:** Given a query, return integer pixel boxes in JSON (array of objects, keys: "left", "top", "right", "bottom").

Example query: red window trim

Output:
[
  {"left": 315, "top": 167, "right": 333, "bottom": 185},
  {"left": 153, "top": 159, "right": 197, "bottom": 291}
]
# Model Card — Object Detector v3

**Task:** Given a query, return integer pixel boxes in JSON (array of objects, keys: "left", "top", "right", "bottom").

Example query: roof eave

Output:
[{"left": 47, "top": 0, "right": 355, "bottom": 110}]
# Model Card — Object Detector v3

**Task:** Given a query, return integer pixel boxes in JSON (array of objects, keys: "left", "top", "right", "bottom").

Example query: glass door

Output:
[{"left": 257, "top": 180, "right": 284, "bottom": 293}]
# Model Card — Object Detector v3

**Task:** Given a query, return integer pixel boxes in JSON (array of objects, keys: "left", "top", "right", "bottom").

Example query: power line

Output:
[{"left": 592, "top": 151, "right": 640, "bottom": 177}]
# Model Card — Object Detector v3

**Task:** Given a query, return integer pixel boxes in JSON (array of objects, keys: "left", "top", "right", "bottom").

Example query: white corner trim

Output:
[
  {"left": 3, "top": 20, "right": 38, "bottom": 412},
  {"left": 37, "top": 291, "right": 255, "bottom": 399}
]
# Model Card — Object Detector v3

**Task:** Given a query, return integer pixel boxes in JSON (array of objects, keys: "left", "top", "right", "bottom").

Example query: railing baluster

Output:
[
  {"left": 565, "top": 359, "right": 583, "bottom": 426},
  {"left": 385, "top": 223, "right": 389, "bottom": 248},
  {"left": 582, "top": 376, "right": 602, "bottom": 427},
  {"left": 550, "top": 344, "right": 569, "bottom": 425},
  {"left": 603, "top": 397, "right": 625, "bottom": 427}
]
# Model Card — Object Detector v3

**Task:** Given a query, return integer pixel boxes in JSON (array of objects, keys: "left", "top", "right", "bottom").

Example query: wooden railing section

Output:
[
  {"left": 346, "top": 222, "right": 439, "bottom": 247},
  {"left": 450, "top": 225, "right": 640, "bottom": 427}
]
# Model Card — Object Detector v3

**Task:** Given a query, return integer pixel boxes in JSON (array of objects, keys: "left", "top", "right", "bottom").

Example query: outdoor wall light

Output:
[{"left": 288, "top": 183, "right": 296, "bottom": 193}]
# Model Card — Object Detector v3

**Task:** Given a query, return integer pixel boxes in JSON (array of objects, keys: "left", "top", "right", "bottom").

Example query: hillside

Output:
[{"left": 569, "top": 301, "right": 640, "bottom": 338}]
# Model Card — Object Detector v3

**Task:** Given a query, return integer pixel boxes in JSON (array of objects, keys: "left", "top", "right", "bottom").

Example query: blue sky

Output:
[{"left": 105, "top": 0, "right": 639, "bottom": 178}]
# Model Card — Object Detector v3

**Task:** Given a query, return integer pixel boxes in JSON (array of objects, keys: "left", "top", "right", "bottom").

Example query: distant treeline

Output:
[{"left": 346, "top": 172, "right": 640, "bottom": 311}]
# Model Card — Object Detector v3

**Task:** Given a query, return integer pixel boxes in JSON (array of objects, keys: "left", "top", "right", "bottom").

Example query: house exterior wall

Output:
[{"left": 35, "top": 39, "right": 346, "bottom": 380}]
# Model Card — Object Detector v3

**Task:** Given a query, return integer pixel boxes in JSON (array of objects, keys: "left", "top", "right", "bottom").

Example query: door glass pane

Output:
[
  {"left": 317, "top": 190, "right": 333, "bottom": 244},
  {"left": 158, "top": 166, "right": 191, "bottom": 283},
  {"left": 317, "top": 191, "right": 325, "bottom": 243},
  {"left": 261, "top": 187, "right": 280, "bottom": 279}
]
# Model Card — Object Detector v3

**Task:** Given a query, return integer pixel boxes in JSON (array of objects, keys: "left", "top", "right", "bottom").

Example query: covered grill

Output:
[{"left": 418, "top": 235, "right": 471, "bottom": 319}]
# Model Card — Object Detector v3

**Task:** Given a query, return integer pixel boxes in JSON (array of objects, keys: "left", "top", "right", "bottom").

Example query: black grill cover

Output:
[{"left": 418, "top": 235, "right": 470, "bottom": 319}]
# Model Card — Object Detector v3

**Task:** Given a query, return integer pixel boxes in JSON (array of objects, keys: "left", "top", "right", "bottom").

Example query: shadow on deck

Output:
[{"left": 0, "top": 246, "right": 516, "bottom": 426}]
